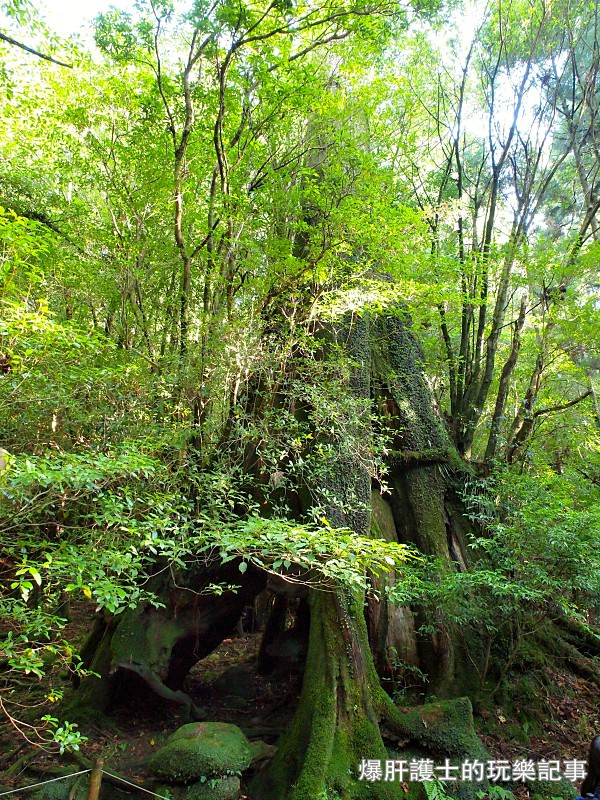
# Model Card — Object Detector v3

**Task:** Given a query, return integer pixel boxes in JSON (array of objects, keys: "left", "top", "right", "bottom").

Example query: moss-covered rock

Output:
[
  {"left": 212, "top": 665, "right": 257, "bottom": 700},
  {"left": 29, "top": 777, "right": 86, "bottom": 800},
  {"left": 392, "top": 698, "right": 488, "bottom": 761},
  {"left": 29, "top": 775, "right": 130, "bottom": 800},
  {"left": 157, "top": 776, "right": 240, "bottom": 800},
  {"left": 148, "top": 722, "right": 252, "bottom": 783},
  {"left": 248, "top": 739, "right": 277, "bottom": 765}
]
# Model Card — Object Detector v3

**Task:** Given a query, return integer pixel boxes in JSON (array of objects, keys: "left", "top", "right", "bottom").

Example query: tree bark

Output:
[
  {"left": 484, "top": 295, "right": 527, "bottom": 462},
  {"left": 67, "top": 562, "right": 266, "bottom": 718}
]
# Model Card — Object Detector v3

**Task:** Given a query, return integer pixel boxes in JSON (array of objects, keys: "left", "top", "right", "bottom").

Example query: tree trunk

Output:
[
  {"left": 253, "top": 590, "right": 411, "bottom": 800},
  {"left": 254, "top": 585, "right": 486, "bottom": 799},
  {"left": 254, "top": 310, "right": 486, "bottom": 798},
  {"left": 67, "top": 562, "right": 266, "bottom": 718}
]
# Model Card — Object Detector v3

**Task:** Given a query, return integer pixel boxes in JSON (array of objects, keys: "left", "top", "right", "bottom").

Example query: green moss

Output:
[
  {"left": 29, "top": 777, "right": 87, "bottom": 800},
  {"left": 392, "top": 698, "right": 488, "bottom": 762},
  {"left": 148, "top": 723, "right": 252, "bottom": 783},
  {"left": 248, "top": 739, "right": 276, "bottom": 765},
  {"left": 370, "top": 490, "right": 398, "bottom": 542},
  {"left": 370, "top": 314, "right": 450, "bottom": 453},
  {"left": 381, "top": 699, "right": 496, "bottom": 800},
  {"left": 513, "top": 636, "right": 549, "bottom": 669},
  {"left": 111, "top": 609, "right": 183, "bottom": 674},
  {"left": 528, "top": 778, "right": 575, "bottom": 800},
  {"left": 29, "top": 776, "right": 131, "bottom": 800},
  {"left": 403, "top": 469, "right": 450, "bottom": 560},
  {"left": 63, "top": 623, "right": 116, "bottom": 715}
]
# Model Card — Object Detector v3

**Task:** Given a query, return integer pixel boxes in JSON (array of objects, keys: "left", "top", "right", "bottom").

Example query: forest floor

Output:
[
  {"left": 0, "top": 614, "right": 598, "bottom": 799},
  {"left": 477, "top": 665, "right": 599, "bottom": 798}
]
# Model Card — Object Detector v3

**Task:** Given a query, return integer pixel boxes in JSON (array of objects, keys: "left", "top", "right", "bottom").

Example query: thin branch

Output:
[
  {"left": 532, "top": 389, "right": 592, "bottom": 419},
  {"left": 0, "top": 31, "right": 71, "bottom": 67}
]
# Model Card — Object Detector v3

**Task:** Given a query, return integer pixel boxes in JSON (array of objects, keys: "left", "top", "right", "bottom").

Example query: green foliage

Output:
[
  {"left": 0, "top": 207, "right": 51, "bottom": 295},
  {"left": 0, "top": 327, "right": 410, "bottom": 723},
  {"left": 389, "top": 464, "right": 600, "bottom": 689},
  {"left": 461, "top": 468, "right": 600, "bottom": 615},
  {"left": 385, "top": 649, "right": 429, "bottom": 703},
  {"left": 423, "top": 778, "right": 452, "bottom": 799},
  {"left": 197, "top": 515, "right": 415, "bottom": 592},
  {"left": 476, "top": 788, "right": 515, "bottom": 800},
  {"left": 39, "top": 715, "right": 87, "bottom": 754}
]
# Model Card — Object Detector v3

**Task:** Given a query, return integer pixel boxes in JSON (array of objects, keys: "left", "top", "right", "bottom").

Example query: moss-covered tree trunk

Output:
[
  {"left": 68, "top": 562, "right": 266, "bottom": 718},
  {"left": 254, "top": 583, "right": 486, "bottom": 799},
  {"left": 253, "top": 590, "right": 413, "bottom": 800},
  {"left": 253, "top": 311, "right": 484, "bottom": 799},
  {"left": 362, "top": 312, "right": 473, "bottom": 696}
]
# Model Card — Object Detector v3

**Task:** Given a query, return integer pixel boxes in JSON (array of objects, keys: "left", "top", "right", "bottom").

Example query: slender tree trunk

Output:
[{"left": 484, "top": 295, "right": 527, "bottom": 462}]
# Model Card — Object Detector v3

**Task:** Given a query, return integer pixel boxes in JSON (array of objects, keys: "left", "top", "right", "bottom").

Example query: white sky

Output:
[{"left": 39, "top": 0, "right": 135, "bottom": 37}]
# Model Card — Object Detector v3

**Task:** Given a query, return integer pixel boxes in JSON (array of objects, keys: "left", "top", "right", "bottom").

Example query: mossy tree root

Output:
[
  {"left": 376, "top": 694, "right": 488, "bottom": 763},
  {"left": 253, "top": 586, "right": 488, "bottom": 800},
  {"left": 253, "top": 591, "right": 422, "bottom": 800},
  {"left": 554, "top": 616, "right": 600, "bottom": 659}
]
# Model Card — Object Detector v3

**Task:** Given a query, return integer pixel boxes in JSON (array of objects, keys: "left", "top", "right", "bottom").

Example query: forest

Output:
[{"left": 0, "top": 0, "right": 598, "bottom": 798}]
